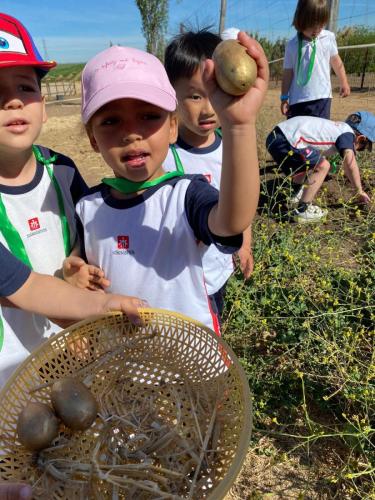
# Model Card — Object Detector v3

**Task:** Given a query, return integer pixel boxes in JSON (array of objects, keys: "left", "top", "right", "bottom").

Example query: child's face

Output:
[
  {"left": 0, "top": 66, "right": 46, "bottom": 155},
  {"left": 88, "top": 98, "right": 177, "bottom": 183},
  {"left": 302, "top": 24, "right": 325, "bottom": 40},
  {"left": 173, "top": 68, "right": 219, "bottom": 146},
  {"left": 354, "top": 134, "right": 370, "bottom": 152}
]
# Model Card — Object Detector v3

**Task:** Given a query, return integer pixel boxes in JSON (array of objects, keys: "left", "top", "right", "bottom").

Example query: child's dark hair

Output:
[
  {"left": 292, "top": 0, "right": 329, "bottom": 33},
  {"left": 164, "top": 28, "right": 221, "bottom": 85},
  {"left": 35, "top": 69, "right": 44, "bottom": 90}
]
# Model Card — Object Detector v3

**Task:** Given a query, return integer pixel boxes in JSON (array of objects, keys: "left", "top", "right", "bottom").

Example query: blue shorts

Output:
[
  {"left": 266, "top": 127, "right": 323, "bottom": 176},
  {"left": 288, "top": 98, "right": 331, "bottom": 120}
]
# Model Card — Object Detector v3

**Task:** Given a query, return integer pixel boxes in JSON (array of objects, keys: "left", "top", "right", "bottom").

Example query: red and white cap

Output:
[{"left": 0, "top": 12, "right": 56, "bottom": 73}]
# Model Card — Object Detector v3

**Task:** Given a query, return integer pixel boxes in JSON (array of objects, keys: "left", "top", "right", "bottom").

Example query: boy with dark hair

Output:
[
  {"left": 0, "top": 13, "right": 103, "bottom": 385},
  {"left": 266, "top": 111, "right": 374, "bottom": 222},
  {"left": 164, "top": 28, "right": 254, "bottom": 320}
]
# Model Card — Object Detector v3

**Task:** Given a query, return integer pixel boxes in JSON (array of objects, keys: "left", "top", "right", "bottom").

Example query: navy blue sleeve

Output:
[
  {"left": 184, "top": 175, "right": 243, "bottom": 251},
  {"left": 75, "top": 215, "right": 87, "bottom": 262},
  {"left": 57, "top": 153, "right": 89, "bottom": 204},
  {"left": 335, "top": 132, "right": 355, "bottom": 157},
  {"left": 0, "top": 244, "right": 31, "bottom": 296}
]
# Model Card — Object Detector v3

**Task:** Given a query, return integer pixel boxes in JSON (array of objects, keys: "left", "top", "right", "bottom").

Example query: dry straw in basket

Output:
[{"left": 0, "top": 309, "right": 252, "bottom": 499}]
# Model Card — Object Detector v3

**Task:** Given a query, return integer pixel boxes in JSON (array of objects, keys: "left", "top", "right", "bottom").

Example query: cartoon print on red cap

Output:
[
  {"left": 0, "top": 29, "right": 27, "bottom": 55},
  {"left": 0, "top": 12, "right": 56, "bottom": 71}
]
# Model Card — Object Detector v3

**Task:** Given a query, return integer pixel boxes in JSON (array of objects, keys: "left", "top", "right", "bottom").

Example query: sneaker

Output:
[
  {"left": 293, "top": 204, "right": 328, "bottom": 223},
  {"left": 289, "top": 185, "right": 304, "bottom": 206}
]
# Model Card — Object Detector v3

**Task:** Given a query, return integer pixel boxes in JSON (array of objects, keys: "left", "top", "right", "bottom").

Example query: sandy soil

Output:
[{"left": 40, "top": 89, "right": 375, "bottom": 188}]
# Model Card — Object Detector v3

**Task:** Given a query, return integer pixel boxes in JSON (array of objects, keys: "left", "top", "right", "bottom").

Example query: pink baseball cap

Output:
[
  {"left": 81, "top": 45, "right": 177, "bottom": 124},
  {"left": 0, "top": 12, "right": 56, "bottom": 73}
]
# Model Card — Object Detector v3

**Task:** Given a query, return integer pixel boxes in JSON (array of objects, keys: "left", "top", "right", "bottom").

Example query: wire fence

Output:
[
  {"left": 41, "top": 81, "right": 81, "bottom": 101},
  {"left": 41, "top": 43, "right": 375, "bottom": 100},
  {"left": 269, "top": 43, "right": 375, "bottom": 93}
]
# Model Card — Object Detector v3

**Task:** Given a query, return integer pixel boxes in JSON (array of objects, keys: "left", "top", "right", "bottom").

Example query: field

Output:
[
  {"left": 45, "top": 63, "right": 85, "bottom": 81},
  {"left": 40, "top": 89, "right": 375, "bottom": 499}
]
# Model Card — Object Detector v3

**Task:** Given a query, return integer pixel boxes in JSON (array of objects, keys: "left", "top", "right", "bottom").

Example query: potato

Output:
[
  {"left": 17, "top": 402, "right": 59, "bottom": 451},
  {"left": 51, "top": 377, "right": 98, "bottom": 431},
  {"left": 212, "top": 39, "right": 257, "bottom": 96}
]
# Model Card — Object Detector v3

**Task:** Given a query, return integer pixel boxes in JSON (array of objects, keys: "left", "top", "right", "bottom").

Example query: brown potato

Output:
[
  {"left": 212, "top": 39, "right": 257, "bottom": 96},
  {"left": 17, "top": 402, "right": 59, "bottom": 451},
  {"left": 51, "top": 377, "right": 98, "bottom": 431}
]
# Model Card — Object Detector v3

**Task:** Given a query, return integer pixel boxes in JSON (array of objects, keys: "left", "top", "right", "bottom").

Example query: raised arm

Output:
[{"left": 205, "top": 32, "right": 269, "bottom": 237}]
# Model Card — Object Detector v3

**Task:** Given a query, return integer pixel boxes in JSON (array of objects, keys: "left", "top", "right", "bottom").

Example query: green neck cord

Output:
[
  {"left": 296, "top": 34, "right": 317, "bottom": 87},
  {"left": 102, "top": 147, "right": 185, "bottom": 194},
  {"left": 0, "top": 314, "right": 3, "bottom": 352},
  {"left": 0, "top": 146, "right": 71, "bottom": 269},
  {"left": 102, "top": 129, "right": 223, "bottom": 194}
]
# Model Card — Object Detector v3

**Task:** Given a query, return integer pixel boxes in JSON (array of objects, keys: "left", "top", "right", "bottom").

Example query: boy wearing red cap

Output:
[
  {"left": 0, "top": 13, "right": 104, "bottom": 386},
  {"left": 71, "top": 34, "right": 268, "bottom": 333}
]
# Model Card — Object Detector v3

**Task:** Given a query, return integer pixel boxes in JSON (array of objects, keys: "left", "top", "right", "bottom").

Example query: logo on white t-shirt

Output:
[
  {"left": 26, "top": 216, "right": 47, "bottom": 238},
  {"left": 113, "top": 235, "right": 134, "bottom": 255},
  {"left": 28, "top": 217, "right": 40, "bottom": 231},
  {"left": 117, "top": 235, "right": 129, "bottom": 249}
]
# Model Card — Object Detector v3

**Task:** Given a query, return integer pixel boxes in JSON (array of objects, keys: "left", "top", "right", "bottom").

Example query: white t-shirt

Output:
[
  {"left": 284, "top": 30, "right": 338, "bottom": 105},
  {"left": 277, "top": 116, "right": 355, "bottom": 156},
  {"left": 0, "top": 148, "right": 87, "bottom": 387},
  {"left": 163, "top": 134, "right": 235, "bottom": 295},
  {"left": 76, "top": 176, "right": 242, "bottom": 333}
]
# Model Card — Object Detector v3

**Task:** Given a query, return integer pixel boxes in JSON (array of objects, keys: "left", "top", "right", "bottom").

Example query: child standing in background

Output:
[
  {"left": 164, "top": 28, "right": 254, "bottom": 321},
  {"left": 0, "top": 13, "right": 105, "bottom": 386},
  {"left": 72, "top": 34, "right": 268, "bottom": 334},
  {"left": 281, "top": 0, "right": 350, "bottom": 119}
]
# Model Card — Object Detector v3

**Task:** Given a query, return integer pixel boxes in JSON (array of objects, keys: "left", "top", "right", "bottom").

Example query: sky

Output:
[{"left": 2, "top": 0, "right": 374, "bottom": 63}]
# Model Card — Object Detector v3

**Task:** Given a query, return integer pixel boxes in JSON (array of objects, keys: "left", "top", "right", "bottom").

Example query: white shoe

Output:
[
  {"left": 289, "top": 186, "right": 304, "bottom": 206},
  {"left": 293, "top": 204, "right": 328, "bottom": 223}
]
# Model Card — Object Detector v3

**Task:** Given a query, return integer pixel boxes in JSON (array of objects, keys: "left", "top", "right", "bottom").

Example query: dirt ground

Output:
[
  {"left": 40, "top": 88, "right": 375, "bottom": 188},
  {"left": 38, "top": 89, "right": 375, "bottom": 498}
]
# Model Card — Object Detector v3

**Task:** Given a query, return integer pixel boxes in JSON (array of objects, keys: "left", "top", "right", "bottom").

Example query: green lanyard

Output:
[
  {"left": 102, "top": 129, "right": 223, "bottom": 194},
  {"left": 102, "top": 149, "right": 185, "bottom": 194},
  {"left": 296, "top": 34, "right": 317, "bottom": 87},
  {"left": 0, "top": 317, "right": 3, "bottom": 352},
  {"left": 169, "top": 128, "right": 222, "bottom": 170},
  {"left": 0, "top": 146, "right": 71, "bottom": 269}
]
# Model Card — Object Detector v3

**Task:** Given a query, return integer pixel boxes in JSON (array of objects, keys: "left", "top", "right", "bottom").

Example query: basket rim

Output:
[{"left": 0, "top": 308, "right": 252, "bottom": 499}]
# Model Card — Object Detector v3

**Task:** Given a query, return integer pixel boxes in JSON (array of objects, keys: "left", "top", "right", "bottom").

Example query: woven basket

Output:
[{"left": 0, "top": 309, "right": 252, "bottom": 499}]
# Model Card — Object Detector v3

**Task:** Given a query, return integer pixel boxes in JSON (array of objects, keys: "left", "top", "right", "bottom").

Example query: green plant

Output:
[{"left": 223, "top": 155, "right": 375, "bottom": 497}]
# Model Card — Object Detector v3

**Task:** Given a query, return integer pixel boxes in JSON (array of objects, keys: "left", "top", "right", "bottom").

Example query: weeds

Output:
[{"left": 223, "top": 154, "right": 375, "bottom": 498}]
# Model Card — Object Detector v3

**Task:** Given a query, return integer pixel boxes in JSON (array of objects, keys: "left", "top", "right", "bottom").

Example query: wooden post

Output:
[
  {"left": 360, "top": 48, "right": 369, "bottom": 90},
  {"left": 219, "top": 0, "right": 227, "bottom": 34},
  {"left": 328, "top": 0, "right": 339, "bottom": 34}
]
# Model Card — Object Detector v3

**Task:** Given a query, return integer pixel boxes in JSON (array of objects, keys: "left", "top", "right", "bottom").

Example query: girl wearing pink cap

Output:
[{"left": 71, "top": 33, "right": 268, "bottom": 334}]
